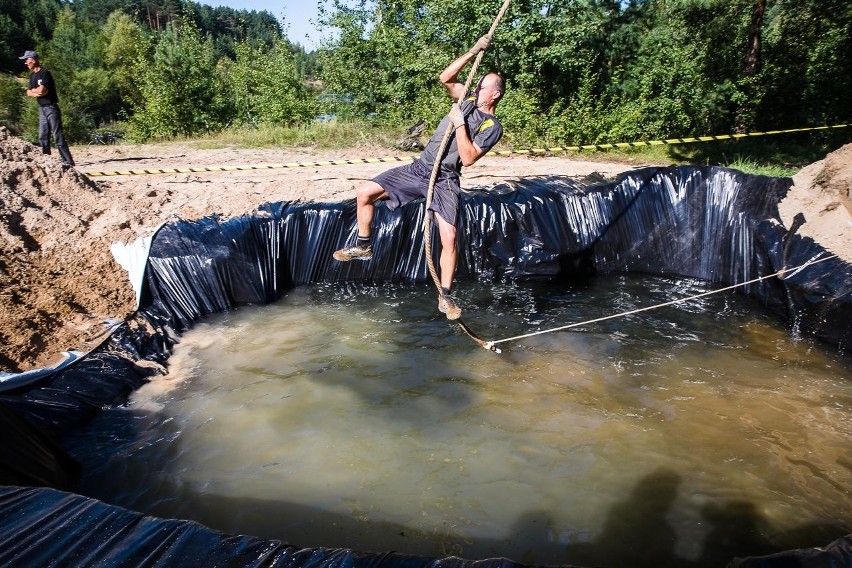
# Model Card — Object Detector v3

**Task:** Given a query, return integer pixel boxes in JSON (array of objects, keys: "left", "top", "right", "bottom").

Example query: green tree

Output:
[
  {"left": 0, "top": 8, "right": 29, "bottom": 72},
  {"left": 496, "top": 1, "right": 613, "bottom": 113},
  {"left": 759, "top": 0, "right": 852, "bottom": 129},
  {"left": 129, "top": 18, "right": 229, "bottom": 139},
  {"left": 291, "top": 43, "right": 320, "bottom": 80},
  {"left": 102, "top": 10, "right": 146, "bottom": 112},
  {"left": 185, "top": 3, "right": 282, "bottom": 60},
  {"left": 579, "top": 0, "right": 752, "bottom": 142},
  {"left": 72, "top": 0, "right": 144, "bottom": 26},
  {"left": 20, "top": 0, "right": 61, "bottom": 46},
  {"left": 317, "top": 0, "right": 495, "bottom": 127},
  {"left": 0, "top": 0, "right": 60, "bottom": 71},
  {"left": 224, "top": 40, "right": 316, "bottom": 127},
  {"left": 0, "top": 74, "right": 25, "bottom": 133}
]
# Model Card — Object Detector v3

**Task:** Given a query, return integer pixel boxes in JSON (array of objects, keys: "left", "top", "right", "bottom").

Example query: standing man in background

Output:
[{"left": 20, "top": 50, "right": 75, "bottom": 167}]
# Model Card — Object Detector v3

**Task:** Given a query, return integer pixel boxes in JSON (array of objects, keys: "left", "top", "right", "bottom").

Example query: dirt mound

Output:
[
  {"left": 814, "top": 143, "right": 852, "bottom": 212},
  {"left": 0, "top": 128, "right": 136, "bottom": 372},
  {"left": 781, "top": 143, "right": 852, "bottom": 261}
]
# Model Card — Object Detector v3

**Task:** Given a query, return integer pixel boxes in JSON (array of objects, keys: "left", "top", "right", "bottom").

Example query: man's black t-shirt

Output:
[{"left": 29, "top": 68, "right": 59, "bottom": 106}]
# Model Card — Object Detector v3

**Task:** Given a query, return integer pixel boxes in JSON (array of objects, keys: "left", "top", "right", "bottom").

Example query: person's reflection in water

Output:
[
  {"left": 569, "top": 467, "right": 682, "bottom": 568},
  {"left": 699, "top": 500, "right": 774, "bottom": 566}
]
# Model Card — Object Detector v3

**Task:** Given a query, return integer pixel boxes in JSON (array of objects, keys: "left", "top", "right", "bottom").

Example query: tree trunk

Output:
[
  {"left": 743, "top": 0, "right": 766, "bottom": 77},
  {"left": 737, "top": 0, "right": 766, "bottom": 133}
]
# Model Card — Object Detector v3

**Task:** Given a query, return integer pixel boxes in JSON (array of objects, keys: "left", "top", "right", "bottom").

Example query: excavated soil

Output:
[{"left": 1, "top": 127, "right": 850, "bottom": 372}]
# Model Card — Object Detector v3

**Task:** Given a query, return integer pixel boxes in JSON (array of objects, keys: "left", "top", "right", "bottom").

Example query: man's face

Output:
[
  {"left": 475, "top": 75, "right": 500, "bottom": 107},
  {"left": 23, "top": 57, "right": 37, "bottom": 70}
]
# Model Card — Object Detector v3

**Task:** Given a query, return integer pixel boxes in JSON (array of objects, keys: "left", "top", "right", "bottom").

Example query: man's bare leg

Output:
[
  {"left": 356, "top": 181, "right": 387, "bottom": 238},
  {"left": 333, "top": 181, "right": 388, "bottom": 261},
  {"left": 435, "top": 214, "right": 462, "bottom": 319}
]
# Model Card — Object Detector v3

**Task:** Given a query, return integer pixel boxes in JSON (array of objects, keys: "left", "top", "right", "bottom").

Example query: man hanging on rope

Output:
[{"left": 333, "top": 35, "right": 504, "bottom": 320}]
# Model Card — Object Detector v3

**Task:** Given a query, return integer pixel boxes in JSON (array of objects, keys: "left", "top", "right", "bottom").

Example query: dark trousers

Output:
[{"left": 38, "top": 104, "right": 74, "bottom": 166}]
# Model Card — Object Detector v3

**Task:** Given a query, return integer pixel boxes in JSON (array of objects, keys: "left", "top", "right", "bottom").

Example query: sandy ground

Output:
[{"left": 1, "top": 128, "right": 850, "bottom": 372}]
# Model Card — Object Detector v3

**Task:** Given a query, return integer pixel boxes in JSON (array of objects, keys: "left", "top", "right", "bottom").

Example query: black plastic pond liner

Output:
[
  {"left": 0, "top": 485, "right": 849, "bottom": 568},
  {"left": 0, "top": 166, "right": 850, "bottom": 567},
  {"left": 0, "top": 486, "right": 541, "bottom": 568},
  {"left": 0, "top": 403, "right": 79, "bottom": 490},
  {"left": 141, "top": 166, "right": 851, "bottom": 348}
]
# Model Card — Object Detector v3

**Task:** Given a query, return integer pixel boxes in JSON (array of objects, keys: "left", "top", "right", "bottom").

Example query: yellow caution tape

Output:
[
  {"left": 83, "top": 123, "right": 849, "bottom": 177},
  {"left": 83, "top": 156, "right": 415, "bottom": 177},
  {"left": 490, "top": 124, "right": 850, "bottom": 155}
]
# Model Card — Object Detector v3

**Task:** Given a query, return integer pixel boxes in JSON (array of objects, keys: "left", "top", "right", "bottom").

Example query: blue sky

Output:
[{"left": 209, "top": 0, "right": 323, "bottom": 49}]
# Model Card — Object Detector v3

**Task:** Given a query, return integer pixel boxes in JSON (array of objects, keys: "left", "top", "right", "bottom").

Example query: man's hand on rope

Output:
[
  {"left": 449, "top": 103, "right": 465, "bottom": 130},
  {"left": 468, "top": 35, "right": 492, "bottom": 55}
]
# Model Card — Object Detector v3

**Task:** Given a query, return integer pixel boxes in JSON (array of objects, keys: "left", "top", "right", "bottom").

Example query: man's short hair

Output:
[{"left": 491, "top": 73, "right": 505, "bottom": 100}]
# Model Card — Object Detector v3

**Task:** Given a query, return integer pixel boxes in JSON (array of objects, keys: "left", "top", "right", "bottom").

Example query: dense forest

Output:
[{"left": 0, "top": 0, "right": 849, "bottom": 149}]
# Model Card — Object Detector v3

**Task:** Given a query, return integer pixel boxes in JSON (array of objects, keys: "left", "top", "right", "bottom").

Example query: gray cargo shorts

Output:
[{"left": 373, "top": 159, "right": 461, "bottom": 225}]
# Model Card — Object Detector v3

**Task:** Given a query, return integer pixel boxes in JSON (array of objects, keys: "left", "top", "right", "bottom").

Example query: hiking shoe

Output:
[
  {"left": 438, "top": 294, "right": 462, "bottom": 320},
  {"left": 333, "top": 244, "right": 373, "bottom": 261}
]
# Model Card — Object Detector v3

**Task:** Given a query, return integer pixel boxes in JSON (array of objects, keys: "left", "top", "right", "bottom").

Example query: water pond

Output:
[{"left": 65, "top": 276, "right": 852, "bottom": 567}]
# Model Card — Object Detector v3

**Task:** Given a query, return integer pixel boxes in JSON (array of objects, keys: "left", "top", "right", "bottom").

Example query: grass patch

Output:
[
  {"left": 661, "top": 133, "right": 847, "bottom": 176},
  {"left": 179, "top": 120, "right": 406, "bottom": 151},
  {"left": 721, "top": 156, "right": 799, "bottom": 177}
]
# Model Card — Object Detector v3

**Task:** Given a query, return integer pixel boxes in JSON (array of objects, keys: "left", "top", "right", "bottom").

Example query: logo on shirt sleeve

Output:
[{"left": 478, "top": 119, "right": 495, "bottom": 133}]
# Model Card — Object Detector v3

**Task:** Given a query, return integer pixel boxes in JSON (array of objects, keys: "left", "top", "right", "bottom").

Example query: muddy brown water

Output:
[{"left": 64, "top": 276, "right": 852, "bottom": 567}]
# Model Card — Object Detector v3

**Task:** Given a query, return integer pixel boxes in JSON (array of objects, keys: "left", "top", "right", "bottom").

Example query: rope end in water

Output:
[{"left": 456, "top": 320, "right": 501, "bottom": 353}]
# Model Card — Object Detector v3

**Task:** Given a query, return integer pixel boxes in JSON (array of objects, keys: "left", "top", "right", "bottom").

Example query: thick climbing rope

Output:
[
  {"left": 423, "top": 0, "right": 512, "bottom": 349},
  {"left": 480, "top": 253, "right": 839, "bottom": 353}
]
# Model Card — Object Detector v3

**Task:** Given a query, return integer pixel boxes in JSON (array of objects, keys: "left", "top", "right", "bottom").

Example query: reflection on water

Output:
[{"left": 64, "top": 276, "right": 852, "bottom": 567}]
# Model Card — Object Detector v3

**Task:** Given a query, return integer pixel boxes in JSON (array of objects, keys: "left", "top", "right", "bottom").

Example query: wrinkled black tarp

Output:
[
  {"left": 0, "top": 403, "right": 79, "bottom": 489},
  {"left": 142, "top": 167, "right": 851, "bottom": 349},
  {"left": 0, "top": 486, "right": 541, "bottom": 568},
  {"left": 2, "top": 486, "right": 849, "bottom": 568},
  {"left": 0, "top": 166, "right": 849, "bottom": 568},
  {"left": 729, "top": 535, "right": 852, "bottom": 568}
]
